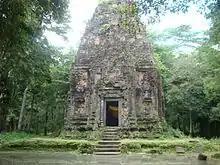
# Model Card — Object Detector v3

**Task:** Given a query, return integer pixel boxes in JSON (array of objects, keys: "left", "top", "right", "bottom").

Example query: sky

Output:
[{"left": 45, "top": 0, "right": 210, "bottom": 52}]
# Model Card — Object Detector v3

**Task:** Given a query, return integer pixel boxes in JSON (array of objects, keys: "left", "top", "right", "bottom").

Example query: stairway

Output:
[{"left": 94, "top": 127, "right": 121, "bottom": 155}]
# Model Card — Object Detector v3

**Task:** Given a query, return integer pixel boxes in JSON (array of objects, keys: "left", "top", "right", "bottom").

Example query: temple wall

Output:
[{"left": 65, "top": 0, "right": 164, "bottom": 130}]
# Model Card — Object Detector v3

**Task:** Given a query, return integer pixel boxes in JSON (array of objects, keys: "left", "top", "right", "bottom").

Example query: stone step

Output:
[
  {"left": 104, "top": 131, "right": 118, "bottom": 134},
  {"left": 102, "top": 135, "right": 119, "bottom": 138},
  {"left": 104, "top": 127, "right": 119, "bottom": 130},
  {"left": 94, "top": 152, "right": 121, "bottom": 155},
  {"left": 102, "top": 137, "right": 119, "bottom": 140},
  {"left": 103, "top": 134, "right": 118, "bottom": 137},
  {"left": 95, "top": 147, "right": 120, "bottom": 152},
  {"left": 96, "top": 144, "right": 119, "bottom": 148},
  {"left": 98, "top": 141, "right": 120, "bottom": 145},
  {"left": 102, "top": 133, "right": 119, "bottom": 137},
  {"left": 104, "top": 131, "right": 119, "bottom": 134},
  {"left": 101, "top": 138, "right": 120, "bottom": 141},
  {"left": 104, "top": 128, "right": 118, "bottom": 130}
]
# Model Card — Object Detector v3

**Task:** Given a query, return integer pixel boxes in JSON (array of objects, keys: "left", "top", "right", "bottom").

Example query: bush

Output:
[
  {"left": 121, "top": 142, "right": 141, "bottom": 153},
  {"left": 211, "top": 153, "right": 220, "bottom": 159},
  {"left": 78, "top": 143, "right": 95, "bottom": 154}
]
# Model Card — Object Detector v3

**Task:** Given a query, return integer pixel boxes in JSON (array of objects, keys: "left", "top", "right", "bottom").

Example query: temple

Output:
[{"left": 65, "top": 0, "right": 164, "bottom": 130}]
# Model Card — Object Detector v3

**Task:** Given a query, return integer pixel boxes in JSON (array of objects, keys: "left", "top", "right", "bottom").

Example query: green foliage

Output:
[
  {"left": 0, "top": 132, "right": 37, "bottom": 141},
  {"left": 127, "top": 0, "right": 219, "bottom": 26},
  {"left": 61, "top": 130, "right": 102, "bottom": 141},
  {"left": 0, "top": 0, "right": 70, "bottom": 133},
  {"left": 207, "top": 2, "right": 220, "bottom": 45},
  {"left": 121, "top": 138, "right": 220, "bottom": 154},
  {"left": 0, "top": 138, "right": 96, "bottom": 154},
  {"left": 120, "top": 121, "right": 184, "bottom": 140},
  {"left": 211, "top": 153, "right": 220, "bottom": 159},
  {"left": 78, "top": 143, "right": 95, "bottom": 154},
  {"left": 121, "top": 142, "right": 141, "bottom": 153},
  {"left": 151, "top": 23, "right": 220, "bottom": 137},
  {"left": 157, "top": 122, "right": 184, "bottom": 139}
]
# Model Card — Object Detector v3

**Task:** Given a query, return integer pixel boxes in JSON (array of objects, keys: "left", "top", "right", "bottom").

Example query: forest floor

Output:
[{"left": 0, "top": 132, "right": 220, "bottom": 159}]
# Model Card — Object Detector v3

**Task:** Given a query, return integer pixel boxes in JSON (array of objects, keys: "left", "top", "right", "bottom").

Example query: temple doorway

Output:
[{"left": 105, "top": 100, "right": 119, "bottom": 126}]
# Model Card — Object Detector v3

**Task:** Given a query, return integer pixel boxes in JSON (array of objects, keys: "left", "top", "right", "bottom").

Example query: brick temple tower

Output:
[{"left": 65, "top": 0, "right": 164, "bottom": 130}]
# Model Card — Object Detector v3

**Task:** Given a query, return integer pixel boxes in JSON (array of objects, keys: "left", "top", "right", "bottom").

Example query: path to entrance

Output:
[
  {"left": 95, "top": 127, "right": 120, "bottom": 155},
  {"left": 0, "top": 151, "right": 219, "bottom": 165}
]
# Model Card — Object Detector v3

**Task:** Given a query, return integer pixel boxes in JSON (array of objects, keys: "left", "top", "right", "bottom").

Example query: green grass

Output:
[
  {"left": 0, "top": 137, "right": 97, "bottom": 154},
  {"left": 0, "top": 132, "right": 38, "bottom": 141},
  {"left": 60, "top": 130, "right": 103, "bottom": 140},
  {"left": 120, "top": 138, "right": 220, "bottom": 155},
  {"left": 0, "top": 132, "right": 98, "bottom": 154},
  {"left": 1, "top": 132, "right": 220, "bottom": 156}
]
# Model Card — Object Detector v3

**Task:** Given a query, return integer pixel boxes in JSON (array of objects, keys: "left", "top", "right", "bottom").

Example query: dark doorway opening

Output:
[{"left": 106, "top": 101, "right": 119, "bottom": 126}]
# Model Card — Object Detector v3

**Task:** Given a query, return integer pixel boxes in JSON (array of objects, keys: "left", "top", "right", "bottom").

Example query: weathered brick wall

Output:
[{"left": 65, "top": 0, "right": 163, "bottom": 130}]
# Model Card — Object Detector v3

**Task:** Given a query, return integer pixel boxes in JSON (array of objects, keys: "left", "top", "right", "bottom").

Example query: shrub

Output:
[
  {"left": 78, "top": 143, "right": 95, "bottom": 154},
  {"left": 211, "top": 153, "right": 220, "bottom": 159},
  {"left": 121, "top": 142, "right": 141, "bottom": 153}
]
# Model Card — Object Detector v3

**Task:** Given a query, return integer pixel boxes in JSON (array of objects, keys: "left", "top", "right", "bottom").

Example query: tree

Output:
[
  {"left": 150, "top": 25, "right": 219, "bottom": 137},
  {"left": 0, "top": 0, "right": 70, "bottom": 132}
]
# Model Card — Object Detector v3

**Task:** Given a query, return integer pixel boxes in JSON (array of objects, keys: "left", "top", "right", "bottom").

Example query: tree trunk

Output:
[
  {"left": 44, "top": 110, "right": 48, "bottom": 136},
  {"left": 0, "top": 76, "right": 10, "bottom": 132},
  {"left": 177, "top": 115, "right": 180, "bottom": 130},
  {"left": 189, "top": 110, "right": 192, "bottom": 137},
  {"left": 18, "top": 86, "right": 29, "bottom": 131},
  {"left": 28, "top": 93, "right": 35, "bottom": 132},
  {"left": 36, "top": 115, "right": 39, "bottom": 134}
]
